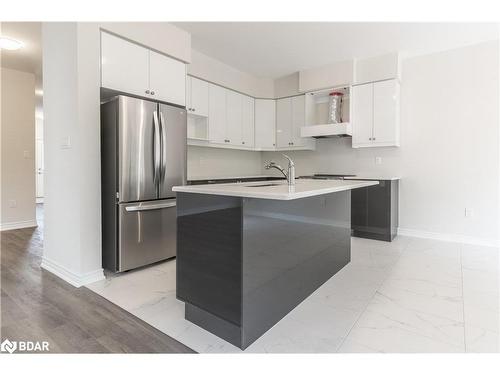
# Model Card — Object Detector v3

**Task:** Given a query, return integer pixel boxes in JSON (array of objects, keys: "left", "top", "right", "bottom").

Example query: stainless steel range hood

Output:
[{"left": 300, "top": 123, "right": 352, "bottom": 138}]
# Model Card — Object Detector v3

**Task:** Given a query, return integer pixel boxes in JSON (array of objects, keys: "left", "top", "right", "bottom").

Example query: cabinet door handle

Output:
[
  {"left": 145, "top": 90, "right": 150, "bottom": 94},
  {"left": 192, "top": 108, "right": 195, "bottom": 112},
  {"left": 151, "top": 91, "right": 155, "bottom": 95},
  {"left": 242, "top": 141, "right": 245, "bottom": 144},
  {"left": 373, "top": 137, "right": 376, "bottom": 140}
]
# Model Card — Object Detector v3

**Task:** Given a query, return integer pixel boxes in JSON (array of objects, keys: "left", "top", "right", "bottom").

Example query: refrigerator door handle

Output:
[
  {"left": 125, "top": 200, "right": 177, "bottom": 212},
  {"left": 153, "top": 110, "right": 161, "bottom": 193},
  {"left": 159, "top": 111, "right": 167, "bottom": 181}
]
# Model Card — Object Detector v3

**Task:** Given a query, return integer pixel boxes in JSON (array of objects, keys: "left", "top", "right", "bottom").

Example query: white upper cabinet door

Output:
[
  {"left": 291, "top": 95, "right": 306, "bottom": 147},
  {"left": 276, "top": 98, "right": 292, "bottom": 148},
  {"left": 226, "top": 90, "right": 243, "bottom": 145},
  {"left": 149, "top": 50, "right": 186, "bottom": 106},
  {"left": 101, "top": 32, "right": 149, "bottom": 97},
  {"left": 352, "top": 83, "right": 374, "bottom": 147},
  {"left": 255, "top": 99, "right": 276, "bottom": 149},
  {"left": 186, "top": 76, "right": 192, "bottom": 109},
  {"left": 190, "top": 77, "right": 209, "bottom": 116},
  {"left": 208, "top": 84, "right": 227, "bottom": 144},
  {"left": 372, "top": 79, "right": 400, "bottom": 146},
  {"left": 241, "top": 95, "right": 255, "bottom": 148}
]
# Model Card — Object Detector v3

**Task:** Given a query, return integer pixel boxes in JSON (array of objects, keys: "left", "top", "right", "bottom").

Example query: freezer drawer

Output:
[{"left": 118, "top": 199, "right": 177, "bottom": 272}]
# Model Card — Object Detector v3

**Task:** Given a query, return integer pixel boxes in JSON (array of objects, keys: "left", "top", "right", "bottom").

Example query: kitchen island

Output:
[{"left": 173, "top": 179, "right": 378, "bottom": 349}]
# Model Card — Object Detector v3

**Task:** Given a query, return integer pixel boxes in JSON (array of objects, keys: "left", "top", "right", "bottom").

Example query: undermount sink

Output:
[{"left": 246, "top": 183, "right": 282, "bottom": 187}]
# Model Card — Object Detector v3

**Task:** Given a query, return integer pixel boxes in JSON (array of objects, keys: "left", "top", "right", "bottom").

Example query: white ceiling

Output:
[
  {"left": 1, "top": 22, "right": 42, "bottom": 75},
  {"left": 1, "top": 22, "right": 43, "bottom": 114},
  {"left": 174, "top": 22, "right": 499, "bottom": 78}
]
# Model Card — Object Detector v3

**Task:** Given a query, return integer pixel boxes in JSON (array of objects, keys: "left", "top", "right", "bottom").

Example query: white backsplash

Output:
[{"left": 187, "top": 145, "right": 263, "bottom": 180}]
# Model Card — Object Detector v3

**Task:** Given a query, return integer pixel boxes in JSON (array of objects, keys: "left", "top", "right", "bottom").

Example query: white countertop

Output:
[
  {"left": 344, "top": 175, "right": 401, "bottom": 181},
  {"left": 173, "top": 179, "right": 378, "bottom": 200},
  {"left": 188, "top": 175, "right": 281, "bottom": 181}
]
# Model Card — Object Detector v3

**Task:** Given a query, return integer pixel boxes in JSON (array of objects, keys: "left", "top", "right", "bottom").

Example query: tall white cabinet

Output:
[
  {"left": 208, "top": 84, "right": 228, "bottom": 144},
  {"left": 208, "top": 83, "right": 255, "bottom": 148},
  {"left": 255, "top": 99, "right": 276, "bottom": 150},
  {"left": 276, "top": 95, "right": 315, "bottom": 150},
  {"left": 101, "top": 32, "right": 186, "bottom": 106},
  {"left": 186, "top": 76, "right": 209, "bottom": 116},
  {"left": 352, "top": 79, "right": 400, "bottom": 148}
]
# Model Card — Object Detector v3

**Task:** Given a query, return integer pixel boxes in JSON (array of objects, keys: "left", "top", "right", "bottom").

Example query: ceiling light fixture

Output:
[{"left": 0, "top": 37, "right": 24, "bottom": 50}]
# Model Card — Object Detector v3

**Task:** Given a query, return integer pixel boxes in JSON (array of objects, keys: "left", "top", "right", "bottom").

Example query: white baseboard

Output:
[
  {"left": 397, "top": 227, "right": 499, "bottom": 247},
  {"left": 40, "top": 257, "right": 105, "bottom": 288},
  {"left": 0, "top": 219, "right": 37, "bottom": 231}
]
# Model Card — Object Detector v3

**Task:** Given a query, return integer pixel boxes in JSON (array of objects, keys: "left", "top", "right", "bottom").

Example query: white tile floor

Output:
[{"left": 87, "top": 236, "right": 500, "bottom": 353}]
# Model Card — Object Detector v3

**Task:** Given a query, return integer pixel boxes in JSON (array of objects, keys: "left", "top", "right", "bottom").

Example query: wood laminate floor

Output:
[{"left": 0, "top": 204, "right": 194, "bottom": 353}]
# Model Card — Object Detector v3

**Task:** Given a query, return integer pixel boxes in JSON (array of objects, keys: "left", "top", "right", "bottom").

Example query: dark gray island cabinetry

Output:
[{"left": 173, "top": 179, "right": 378, "bottom": 349}]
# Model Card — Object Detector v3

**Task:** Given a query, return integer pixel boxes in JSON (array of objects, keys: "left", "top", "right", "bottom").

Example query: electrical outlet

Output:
[
  {"left": 8, "top": 199, "right": 17, "bottom": 208},
  {"left": 465, "top": 208, "right": 474, "bottom": 218},
  {"left": 23, "top": 150, "right": 30, "bottom": 158},
  {"left": 375, "top": 156, "right": 382, "bottom": 165}
]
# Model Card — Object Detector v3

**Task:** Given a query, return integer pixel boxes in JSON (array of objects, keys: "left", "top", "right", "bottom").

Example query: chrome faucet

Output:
[{"left": 265, "top": 154, "right": 296, "bottom": 186}]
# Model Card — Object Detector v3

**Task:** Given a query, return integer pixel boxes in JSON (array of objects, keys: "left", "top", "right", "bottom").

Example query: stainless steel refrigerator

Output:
[{"left": 101, "top": 95, "right": 187, "bottom": 272}]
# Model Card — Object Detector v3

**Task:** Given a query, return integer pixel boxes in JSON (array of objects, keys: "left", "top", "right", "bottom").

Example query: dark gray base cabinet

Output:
[
  {"left": 176, "top": 191, "right": 352, "bottom": 349},
  {"left": 351, "top": 180, "right": 399, "bottom": 242}
]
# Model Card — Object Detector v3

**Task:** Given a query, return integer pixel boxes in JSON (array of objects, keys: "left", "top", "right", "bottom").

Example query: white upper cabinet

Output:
[
  {"left": 291, "top": 95, "right": 306, "bottom": 147},
  {"left": 226, "top": 90, "right": 243, "bottom": 145},
  {"left": 208, "top": 84, "right": 227, "bottom": 145},
  {"left": 352, "top": 83, "right": 374, "bottom": 146},
  {"left": 372, "top": 79, "right": 400, "bottom": 146},
  {"left": 101, "top": 32, "right": 149, "bottom": 98},
  {"left": 352, "top": 79, "right": 400, "bottom": 148},
  {"left": 276, "top": 98, "right": 293, "bottom": 148},
  {"left": 149, "top": 50, "right": 186, "bottom": 106},
  {"left": 186, "top": 76, "right": 209, "bottom": 116},
  {"left": 276, "top": 96, "right": 315, "bottom": 150},
  {"left": 255, "top": 99, "right": 276, "bottom": 150},
  {"left": 241, "top": 96, "right": 255, "bottom": 148},
  {"left": 101, "top": 32, "right": 186, "bottom": 106}
]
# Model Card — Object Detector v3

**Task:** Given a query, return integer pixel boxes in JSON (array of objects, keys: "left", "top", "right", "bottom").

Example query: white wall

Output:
[
  {"left": 100, "top": 22, "right": 191, "bottom": 63},
  {"left": 188, "top": 146, "right": 263, "bottom": 180},
  {"left": 264, "top": 41, "right": 500, "bottom": 245},
  {"left": 188, "top": 49, "right": 274, "bottom": 98},
  {"left": 274, "top": 72, "right": 300, "bottom": 98},
  {"left": 42, "top": 22, "right": 103, "bottom": 286},
  {"left": 0, "top": 68, "right": 36, "bottom": 230}
]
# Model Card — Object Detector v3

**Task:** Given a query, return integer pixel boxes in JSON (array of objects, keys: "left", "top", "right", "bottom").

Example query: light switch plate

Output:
[{"left": 375, "top": 156, "right": 382, "bottom": 165}]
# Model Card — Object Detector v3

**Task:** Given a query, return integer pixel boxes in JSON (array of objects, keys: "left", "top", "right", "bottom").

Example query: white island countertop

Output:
[
  {"left": 173, "top": 179, "right": 378, "bottom": 200},
  {"left": 344, "top": 175, "right": 401, "bottom": 181}
]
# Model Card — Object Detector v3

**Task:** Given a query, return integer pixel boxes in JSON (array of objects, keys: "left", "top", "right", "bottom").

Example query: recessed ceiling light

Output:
[{"left": 0, "top": 37, "right": 24, "bottom": 51}]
